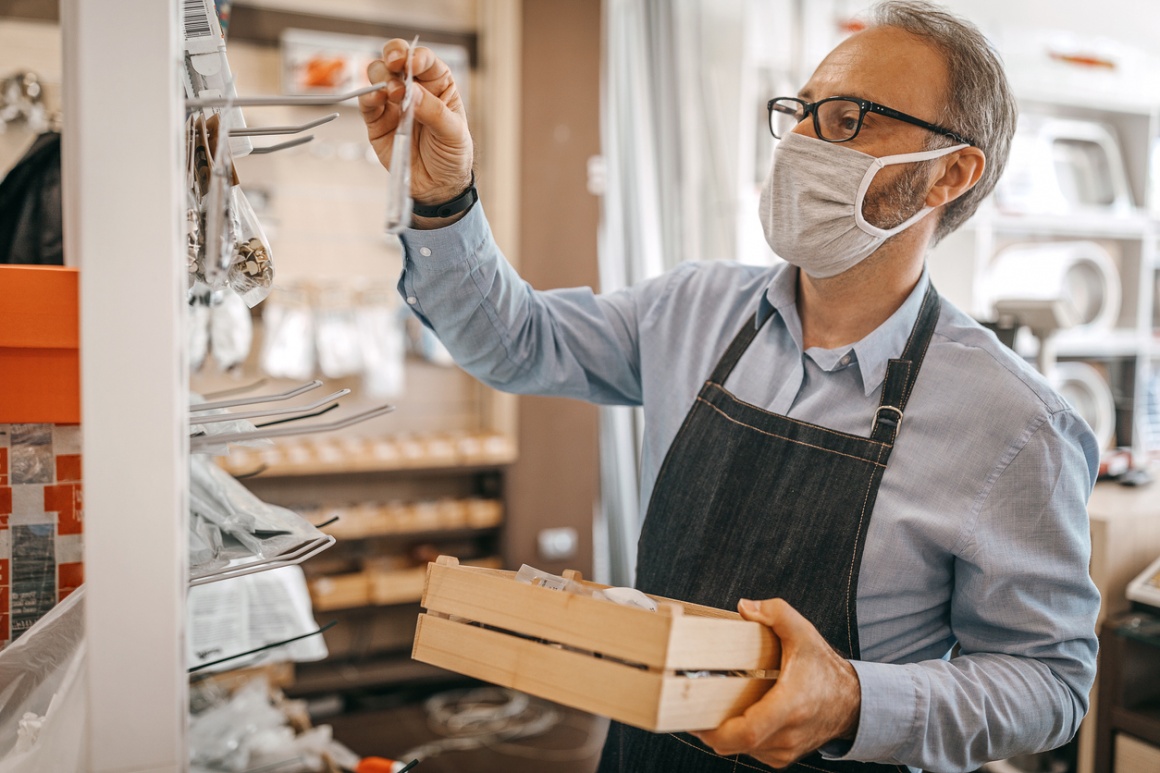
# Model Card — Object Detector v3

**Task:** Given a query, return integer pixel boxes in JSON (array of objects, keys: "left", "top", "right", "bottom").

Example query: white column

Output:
[{"left": 62, "top": 0, "right": 188, "bottom": 769}]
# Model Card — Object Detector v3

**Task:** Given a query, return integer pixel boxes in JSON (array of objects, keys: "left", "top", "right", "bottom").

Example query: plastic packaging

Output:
[
  {"left": 188, "top": 289, "right": 212, "bottom": 372},
  {"left": 211, "top": 287, "right": 254, "bottom": 372},
  {"left": 384, "top": 37, "right": 419, "bottom": 234},
  {"left": 189, "top": 677, "right": 360, "bottom": 773},
  {"left": 357, "top": 286, "right": 406, "bottom": 398},
  {"left": 514, "top": 564, "right": 657, "bottom": 612},
  {"left": 314, "top": 284, "right": 363, "bottom": 378},
  {"left": 0, "top": 588, "right": 87, "bottom": 773},
  {"left": 189, "top": 455, "right": 326, "bottom": 563},
  {"left": 189, "top": 677, "right": 285, "bottom": 772},
  {"left": 200, "top": 114, "right": 237, "bottom": 291},
  {"left": 227, "top": 187, "right": 275, "bottom": 308},
  {"left": 189, "top": 512, "right": 228, "bottom": 575},
  {"left": 260, "top": 288, "right": 316, "bottom": 381}
]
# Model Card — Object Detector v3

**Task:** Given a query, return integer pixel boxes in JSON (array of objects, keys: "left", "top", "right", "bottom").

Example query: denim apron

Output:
[{"left": 597, "top": 285, "right": 940, "bottom": 773}]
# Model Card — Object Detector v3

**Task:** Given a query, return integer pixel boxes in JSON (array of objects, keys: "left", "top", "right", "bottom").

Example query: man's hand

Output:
[
  {"left": 692, "top": 598, "right": 862, "bottom": 769},
  {"left": 358, "top": 39, "right": 474, "bottom": 217}
]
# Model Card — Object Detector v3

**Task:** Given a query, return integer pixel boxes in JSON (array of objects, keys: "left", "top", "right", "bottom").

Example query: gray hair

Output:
[{"left": 870, "top": 1, "right": 1018, "bottom": 243}]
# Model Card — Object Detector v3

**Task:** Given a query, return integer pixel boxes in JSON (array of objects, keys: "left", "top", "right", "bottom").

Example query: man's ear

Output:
[{"left": 926, "top": 147, "right": 985, "bottom": 209}]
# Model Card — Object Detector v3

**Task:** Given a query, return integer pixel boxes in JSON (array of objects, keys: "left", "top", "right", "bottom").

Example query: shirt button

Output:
[
  {"left": 419, "top": 247, "right": 432, "bottom": 257},
  {"left": 406, "top": 296, "right": 418, "bottom": 305},
  {"left": 839, "top": 355, "right": 851, "bottom": 366}
]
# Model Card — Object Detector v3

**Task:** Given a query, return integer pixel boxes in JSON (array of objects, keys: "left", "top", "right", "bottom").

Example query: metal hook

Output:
[
  {"left": 191, "top": 380, "right": 323, "bottom": 413},
  {"left": 189, "top": 403, "right": 396, "bottom": 450},
  {"left": 231, "top": 112, "right": 338, "bottom": 137},
  {"left": 190, "top": 389, "right": 350, "bottom": 426},
  {"left": 186, "top": 82, "right": 387, "bottom": 109},
  {"left": 248, "top": 134, "right": 314, "bottom": 155},
  {"left": 189, "top": 535, "right": 337, "bottom": 586}
]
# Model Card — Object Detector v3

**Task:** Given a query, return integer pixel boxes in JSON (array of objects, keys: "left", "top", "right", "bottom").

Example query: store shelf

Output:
[
  {"left": 219, "top": 432, "right": 517, "bottom": 478},
  {"left": 310, "top": 498, "right": 503, "bottom": 540},
  {"left": 308, "top": 556, "right": 503, "bottom": 611},
  {"left": 978, "top": 211, "right": 1154, "bottom": 239},
  {"left": 1015, "top": 329, "right": 1147, "bottom": 360},
  {"left": 288, "top": 654, "right": 457, "bottom": 696},
  {"left": 1109, "top": 703, "right": 1160, "bottom": 750}
]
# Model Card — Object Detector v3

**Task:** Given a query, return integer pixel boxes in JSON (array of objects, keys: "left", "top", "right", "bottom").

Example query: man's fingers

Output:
[
  {"left": 379, "top": 41, "right": 455, "bottom": 86},
  {"left": 410, "top": 84, "right": 467, "bottom": 142},
  {"left": 380, "top": 39, "right": 411, "bottom": 72},
  {"left": 692, "top": 716, "right": 761, "bottom": 756}
]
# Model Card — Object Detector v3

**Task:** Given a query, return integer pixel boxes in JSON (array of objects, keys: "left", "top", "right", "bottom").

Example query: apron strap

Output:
[
  {"left": 708, "top": 312, "right": 765, "bottom": 385},
  {"left": 871, "top": 283, "right": 941, "bottom": 445}
]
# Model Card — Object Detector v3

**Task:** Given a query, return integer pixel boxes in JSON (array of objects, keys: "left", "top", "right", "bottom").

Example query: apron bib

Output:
[{"left": 597, "top": 284, "right": 940, "bottom": 773}]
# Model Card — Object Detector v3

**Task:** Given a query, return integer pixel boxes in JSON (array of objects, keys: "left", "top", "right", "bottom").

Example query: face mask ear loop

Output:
[{"left": 853, "top": 143, "right": 969, "bottom": 238}]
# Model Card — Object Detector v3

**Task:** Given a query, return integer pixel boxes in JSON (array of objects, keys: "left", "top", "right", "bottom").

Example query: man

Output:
[{"left": 359, "top": 2, "right": 1100, "bottom": 771}]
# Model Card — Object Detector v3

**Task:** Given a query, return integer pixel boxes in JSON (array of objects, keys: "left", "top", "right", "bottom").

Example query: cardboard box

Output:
[
  {"left": 412, "top": 557, "right": 781, "bottom": 733},
  {"left": 0, "top": 266, "right": 83, "bottom": 651}
]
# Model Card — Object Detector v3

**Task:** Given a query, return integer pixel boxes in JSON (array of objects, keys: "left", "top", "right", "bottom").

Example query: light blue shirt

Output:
[{"left": 397, "top": 202, "right": 1101, "bottom": 773}]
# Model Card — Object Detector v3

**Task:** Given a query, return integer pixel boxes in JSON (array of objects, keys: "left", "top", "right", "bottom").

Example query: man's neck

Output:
[{"left": 796, "top": 242, "right": 926, "bottom": 350}]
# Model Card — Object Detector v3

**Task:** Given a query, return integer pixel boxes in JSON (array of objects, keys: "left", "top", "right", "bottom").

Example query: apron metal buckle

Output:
[{"left": 875, "top": 405, "right": 904, "bottom": 433}]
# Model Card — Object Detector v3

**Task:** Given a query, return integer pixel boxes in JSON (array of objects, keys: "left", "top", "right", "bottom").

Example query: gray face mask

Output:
[{"left": 759, "top": 133, "right": 967, "bottom": 278}]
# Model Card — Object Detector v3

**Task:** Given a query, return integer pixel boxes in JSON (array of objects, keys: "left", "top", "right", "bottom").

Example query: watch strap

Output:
[{"left": 412, "top": 175, "right": 478, "bottom": 219}]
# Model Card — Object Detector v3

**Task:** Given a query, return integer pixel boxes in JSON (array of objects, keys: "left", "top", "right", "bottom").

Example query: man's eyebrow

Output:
[{"left": 797, "top": 88, "right": 813, "bottom": 100}]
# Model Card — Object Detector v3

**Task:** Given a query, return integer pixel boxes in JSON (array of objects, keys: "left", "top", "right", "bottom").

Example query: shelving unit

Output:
[
  {"left": 51, "top": 0, "right": 525, "bottom": 766},
  {"left": 929, "top": 84, "right": 1160, "bottom": 773},
  {"left": 1095, "top": 611, "right": 1160, "bottom": 772},
  {"left": 930, "top": 95, "right": 1160, "bottom": 466},
  {"left": 65, "top": 0, "right": 188, "bottom": 768}
]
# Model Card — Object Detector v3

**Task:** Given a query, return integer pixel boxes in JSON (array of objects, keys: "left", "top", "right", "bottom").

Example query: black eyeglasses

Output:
[{"left": 767, "top": 96, "right": 974, "bottom": 146}]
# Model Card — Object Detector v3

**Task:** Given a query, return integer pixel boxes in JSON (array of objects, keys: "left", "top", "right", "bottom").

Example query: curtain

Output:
[{"left": 596, "top": 0, "right": 754, "bottom": 586}]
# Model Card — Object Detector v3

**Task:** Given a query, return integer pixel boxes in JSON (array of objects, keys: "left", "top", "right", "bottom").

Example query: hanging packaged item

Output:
[
  {"left": 357, "top": 284, "right": 406, "bottom": 398},
  {"left": 260, "top": 287, "right": 316, "bottom": 381},
  {"left": 210, "top": 288, "right": 254, "bottom": 371},
  {"left": 182, "top": 0, "right": 252, "bottom": 158},
  {"left": 192, "top": 113, "right": 237, "bottom": 291},
  {"left": 189, "top": 114, "right": 276, "bottom": 305},
  {"left": 383, "top": 37, "right": 419, "bottom": 234},
  {"left": 188, "top": 456, "right": 333, "bottom": 585},
  {"left": 314, "top": 283, "right": 363, "bottom": 379},
  {"left": 188, "top": 284, "right": 254, "bottom": 374},
  {"left": 227, "top": 188, "right": 274, "bottom": 308}
]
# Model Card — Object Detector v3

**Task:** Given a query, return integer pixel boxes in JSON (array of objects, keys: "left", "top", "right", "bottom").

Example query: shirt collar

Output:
[{"left": 757, "top": 263, "right": 932, "bottom": 397}]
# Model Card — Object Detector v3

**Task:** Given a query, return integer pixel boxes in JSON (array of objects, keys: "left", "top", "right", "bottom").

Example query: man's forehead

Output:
[{"left": 800, "top": 26, "right": 948, "bottom": 114}]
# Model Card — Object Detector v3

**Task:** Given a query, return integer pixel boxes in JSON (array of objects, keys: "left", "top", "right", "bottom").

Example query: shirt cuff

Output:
[
  {"left": 397, "top": 197, "right": 491, "bottom": 274},
  {"left": 819, "top": 660, "right": 917, "bottom": 764}
]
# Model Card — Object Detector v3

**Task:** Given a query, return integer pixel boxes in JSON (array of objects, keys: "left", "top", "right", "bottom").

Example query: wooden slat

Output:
[
  {"left": 656, "top": 674, "right": 777, "bottom": 733},
  {"left": 667, "top": 615, "right": 781, "bottom": 672},
  {"left": 413, "top": 614, "right": 776, "bottom": 732},
  {"left": 415, "top": 613, "right": 662, "bottom": 729},
  {"left": 421, "top": 562, "right": 779, "bottom": 671},
  {"left": 422, "top": 561, "right": 675, "bottom": 668}
]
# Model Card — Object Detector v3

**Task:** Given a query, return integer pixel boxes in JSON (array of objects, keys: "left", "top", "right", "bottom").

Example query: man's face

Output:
[{"left": 796, "top": 26, "right": 952, "bottom": 229}]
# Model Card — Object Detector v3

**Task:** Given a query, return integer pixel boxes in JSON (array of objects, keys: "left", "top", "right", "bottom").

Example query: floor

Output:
[{"left": 324, "top": 686, "right": 610, "bottom": 773}]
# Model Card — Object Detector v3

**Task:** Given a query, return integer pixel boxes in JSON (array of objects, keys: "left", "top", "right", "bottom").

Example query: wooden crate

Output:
[{"left": 412, "top": 556, "right": 781, "bottom": 733}]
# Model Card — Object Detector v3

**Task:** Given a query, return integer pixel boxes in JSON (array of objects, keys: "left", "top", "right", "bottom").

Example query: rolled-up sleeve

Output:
[
  {"left": 397, "top": 201, "right": 664, "bottom": 406},
  {"left": 824, "top": 408, "right": 1101, "bottom": 772}
]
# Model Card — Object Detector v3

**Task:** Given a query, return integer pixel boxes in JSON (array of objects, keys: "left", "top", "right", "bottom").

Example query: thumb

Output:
[{"left": 738, "top": 598, "right": 811, "bottom": 651}]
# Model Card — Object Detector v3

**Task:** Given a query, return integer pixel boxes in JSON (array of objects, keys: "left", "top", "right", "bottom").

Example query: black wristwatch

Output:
[{"left": 412, "top": 175, "right": 478, "bottom": 219}]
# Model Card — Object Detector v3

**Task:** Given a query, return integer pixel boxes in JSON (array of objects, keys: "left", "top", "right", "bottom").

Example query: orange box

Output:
[{"left": 0, "top": 266, "right": 80, "bottom": 423}]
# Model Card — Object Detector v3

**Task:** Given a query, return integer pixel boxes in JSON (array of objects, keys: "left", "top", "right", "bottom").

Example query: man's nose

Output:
[{"left": 791, "top": 114, "right": 819, "bottom": 140}]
